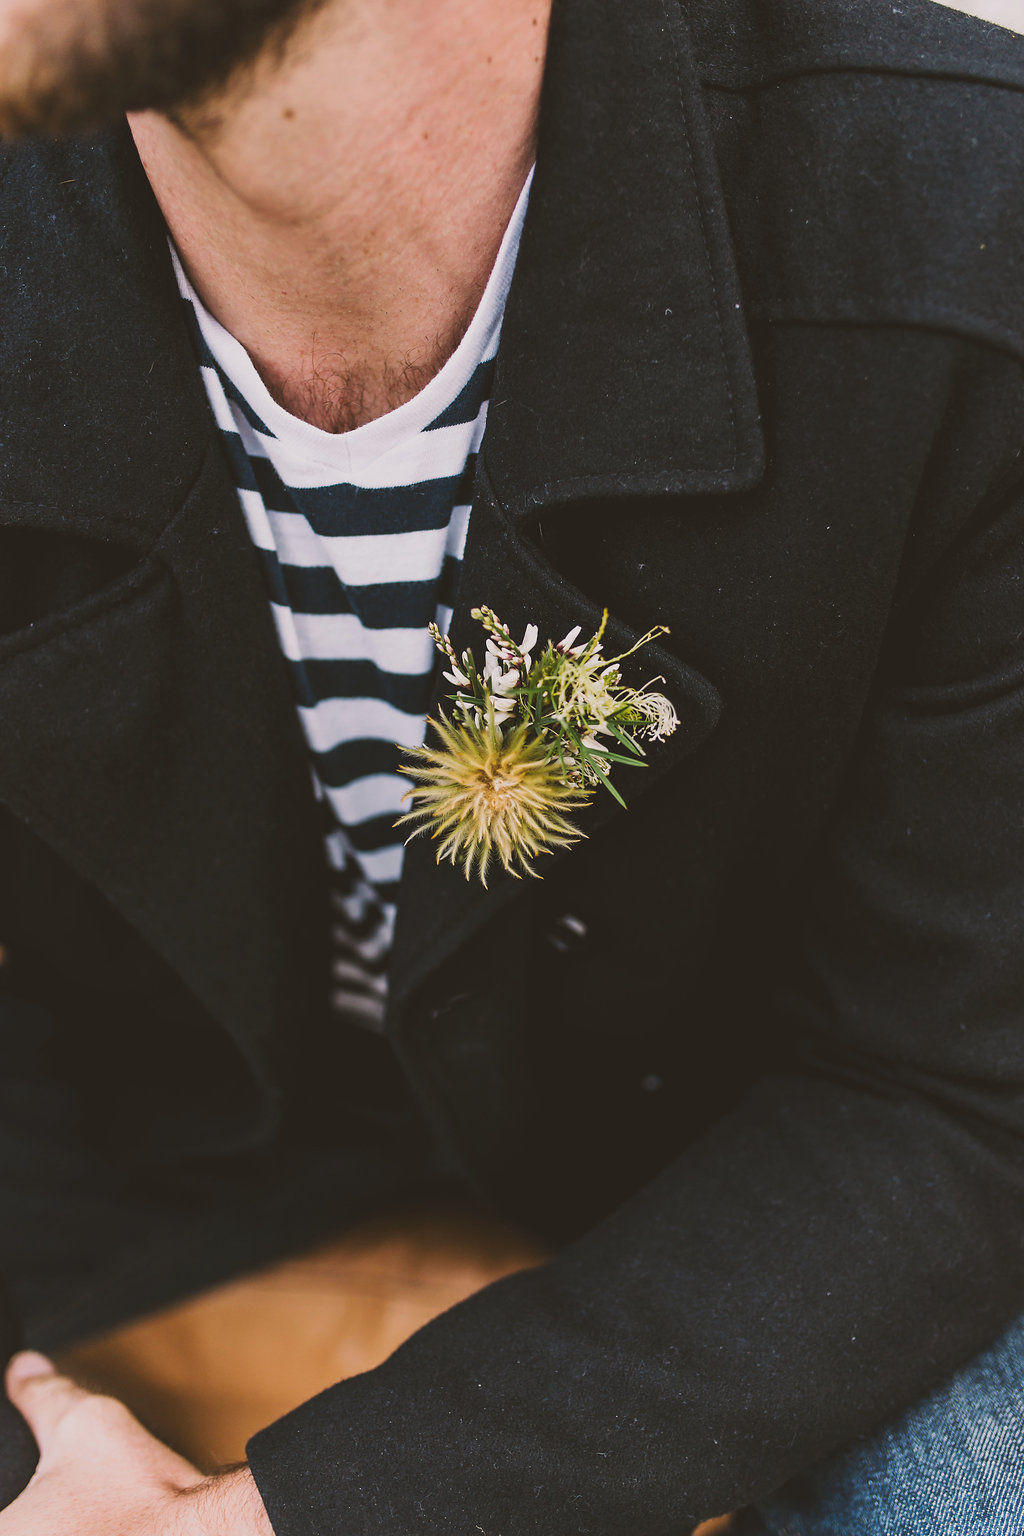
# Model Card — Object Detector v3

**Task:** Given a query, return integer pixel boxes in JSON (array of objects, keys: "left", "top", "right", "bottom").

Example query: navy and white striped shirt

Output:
[{"left": 173, "top": 175, "right": 530, "bottom": 1031}]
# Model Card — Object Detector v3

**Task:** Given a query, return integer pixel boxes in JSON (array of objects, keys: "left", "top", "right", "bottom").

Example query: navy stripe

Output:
[
  {"left": 289, "top": 659, "right": 431, "bottom": 716},
  {"left": 216, "top": 371, "right": 276, "bottom": 439},
  {"left": 259, "top": 553, "right": 444, "bottom": 629},
  {"left": 256, "top": 549, "right": 290, "bottom": 607},
  {"left": 343, "top": 813, "right": 406, "bottom": 855},
  {"left": 314, "top": 738, "right": 409, "bottom": 788},
  {"left": 252, "top": 455, "right": 476, "bottom": 536},
  {"left": 329, "top": 857, "right": 399, "bottom": 911},
  {"left": 185, "top": 304, "right": 277, "bottom": 438},
  {"left": 437, "top": 552, "right": 462, "bottom": 613},
  {"left": 332, "top": 904, "right": 391, "bottom": 946},
  {"left": 218, "top": 431, "right": 262, "bottom": 494},
  {"left": 328, "top": 858, "right": 371, "bottom": 899},
  {"left": 425, "top": 358, "right": 495, "bottom": 431}
]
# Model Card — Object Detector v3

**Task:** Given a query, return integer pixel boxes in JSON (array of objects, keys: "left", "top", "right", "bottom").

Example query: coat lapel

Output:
[
  {"left": 0, "top": 129, "right": 327, "bottom": 1094},
  {"left": 388, "top": 0, "right": 763, "bottom": 1007},
  {"left": 388, "top": 468, "right": 723, "bottom": 1007}
]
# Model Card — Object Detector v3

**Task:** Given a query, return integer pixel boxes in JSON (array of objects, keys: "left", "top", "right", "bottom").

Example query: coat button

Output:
[
  {"left": 545, "top": 913, "right": 589, "bottom": 953},
  {"left": 640, "top": 1074, "right": 663, "bottom": 1093}
]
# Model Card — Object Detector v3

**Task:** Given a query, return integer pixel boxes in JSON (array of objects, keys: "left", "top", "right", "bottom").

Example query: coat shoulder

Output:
[
  {"left": 687, "top": 0, "right": 1024, "bottom": 89},
  {"left": 689, "top": 0, "right": 1024, "bottom": 361}
]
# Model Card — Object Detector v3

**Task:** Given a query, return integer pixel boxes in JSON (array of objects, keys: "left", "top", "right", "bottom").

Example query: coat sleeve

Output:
[
  {"left": 0, "top": 1282, "right": 37, "bottom": 1507},
  {"left": 246, "top": 477, "right": 1024, "bottom": 1533}
]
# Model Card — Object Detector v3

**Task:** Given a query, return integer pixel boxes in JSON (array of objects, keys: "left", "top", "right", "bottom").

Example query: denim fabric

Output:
[{"left": 735, "top": 1313, "right": 1024, "bottom": 1535}]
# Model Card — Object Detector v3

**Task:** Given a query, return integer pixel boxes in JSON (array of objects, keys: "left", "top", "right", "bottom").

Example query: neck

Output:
[{"left": 130, "top": 0, "right": 548, "bottom": 431}]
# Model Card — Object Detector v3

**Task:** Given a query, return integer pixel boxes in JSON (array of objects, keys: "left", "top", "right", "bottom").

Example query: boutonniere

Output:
[{"left": 396, "top": 606, "right": 679, "bottom": 885}]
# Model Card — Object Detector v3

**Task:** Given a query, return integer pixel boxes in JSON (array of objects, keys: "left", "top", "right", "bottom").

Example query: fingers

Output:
[
  {"left": 0, "top": 1354, "right": 207, "bottom": 1532},
  {"left": 4, "top": 1351, "right": 203, "bottom": 1496},
  {"left": 5, "top": 1355, "right": 92, "bottom": 1450}
]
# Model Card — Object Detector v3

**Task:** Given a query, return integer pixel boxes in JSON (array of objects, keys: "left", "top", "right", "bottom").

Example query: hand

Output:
[{"left": 0, "top": 1352, "right": 274, "bottom": 1534}]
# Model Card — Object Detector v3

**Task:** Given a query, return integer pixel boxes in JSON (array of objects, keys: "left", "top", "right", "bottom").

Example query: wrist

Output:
[{"left": 186, "top": 1465, "right": 275, "bottom": 1536}]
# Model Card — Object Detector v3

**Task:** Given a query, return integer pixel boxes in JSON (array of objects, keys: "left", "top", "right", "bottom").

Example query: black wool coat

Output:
[{"left": 4, "top": 0, "right": 1024, "bottom": 1530}]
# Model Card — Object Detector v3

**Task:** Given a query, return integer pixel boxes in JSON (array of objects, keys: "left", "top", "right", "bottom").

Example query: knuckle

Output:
[
  {"left": 66, "top": 1389, "right": 131, "bottom": 1438},
  {"left": 86, "top": 1392, "right": 133, "bottom": 1427}
]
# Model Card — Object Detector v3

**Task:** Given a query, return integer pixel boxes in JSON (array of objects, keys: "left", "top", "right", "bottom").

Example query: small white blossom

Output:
[{"left": 633, "top": 691, "right": 678, "bottom": 741}]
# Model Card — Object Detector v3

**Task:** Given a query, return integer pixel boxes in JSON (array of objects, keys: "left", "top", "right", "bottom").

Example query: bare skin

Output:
[
  {"left": 130, "top": 0, "right": 549, "bottom": 429},
  {"left": 1, "top": 1352, "right": 272, "bottom": 1534}
]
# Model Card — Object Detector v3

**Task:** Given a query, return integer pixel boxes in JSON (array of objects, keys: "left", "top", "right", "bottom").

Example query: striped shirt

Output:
[{"left": 172, "top": 175, "right": 530, "bottom": 1032}]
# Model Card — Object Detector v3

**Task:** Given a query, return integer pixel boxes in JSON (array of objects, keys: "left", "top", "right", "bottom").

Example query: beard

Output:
[{"left": 0, "top": 0, "right": 326, "bottom": 138}]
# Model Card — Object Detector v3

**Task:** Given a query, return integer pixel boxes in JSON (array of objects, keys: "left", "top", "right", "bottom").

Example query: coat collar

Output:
[
  {"left": 482, "top": 0, "right": 764, "bottom": 519},
  {"left": 387, "top": 465, "right": 723, "bottom": 1011},
  {"left": 0, "top": 0, "right": 761, "bottom": 1058},
  {"left": 0, "top": 126, "right": 210, "bottom": 545}
]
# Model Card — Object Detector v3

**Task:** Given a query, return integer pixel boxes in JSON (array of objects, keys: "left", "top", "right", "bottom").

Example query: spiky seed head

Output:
[{"left": 397, "top": 712, "right": 592, "bottom": 885}]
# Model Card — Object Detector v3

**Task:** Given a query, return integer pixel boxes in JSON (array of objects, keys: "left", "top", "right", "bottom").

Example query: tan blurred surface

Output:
[
  {"left": 57, "top": 1191, "right": 731, "bottom": 1532},
  {"left": 929, "top": 0, "right": 1024, "bottom": 32}
]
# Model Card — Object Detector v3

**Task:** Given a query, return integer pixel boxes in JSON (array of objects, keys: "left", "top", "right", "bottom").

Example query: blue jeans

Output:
[{"left": 733, "top": 1312, "right": 1024, "bottom": 1536}]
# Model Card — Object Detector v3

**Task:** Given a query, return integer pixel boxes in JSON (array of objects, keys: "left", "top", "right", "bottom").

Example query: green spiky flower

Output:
[{"left": 397, "top": 711, "right": 591, "bottom": 886}]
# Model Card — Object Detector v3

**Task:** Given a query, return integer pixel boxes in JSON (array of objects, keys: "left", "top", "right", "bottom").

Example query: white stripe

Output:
[
  {"left": 332, "top": 924, "right": 394, "bottom": 965},
  {"left": 300, "top": 696, "right": 427, "bottom": 753},
  {"left": 326, "top": 836, "right": 405, "bottom": 901},
  {"left": 271, "top": 607, "right": 434, "bottom": 675},
  {"left": 355, "top": 843, "right": 405, "bottom": 886},
  {"left": 238, "top": 488, "right": 275, "bottom": 549},
  {"left": 330, "top": 989, "right": 387, "bottom": 1030},
  {"left": 331, "top": 888, "right": 397, "bottom": 936},
  {"left": 445, "top": 502, "right": 472, "bottom": 563},
  {"left": 326, "top": 829, "right": 356, "bottom": 873},
  {"left": 324, "top": 774, "right": 408, "bottom": 825},
  {"left": 265, "top": 512, "right": 451, "bottom": 585},
  {"left": 235, "top": 414, "right": 271, "bottom": 460},
  {"left": 269, "top": 602, "right": 307, "bottom": 666},
  {"left": 331, "top": 958, "right": 388, "bottom": 993},
  {"left": 242, "top": 411, "right": 488, "bottom": 491},
  {"left": 200, "top": 367, "right": 239, "bottom": 435}
]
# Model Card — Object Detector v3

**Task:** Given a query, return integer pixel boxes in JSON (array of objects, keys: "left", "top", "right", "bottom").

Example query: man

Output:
[{"left": 1, "top": 0, "right": 1024, "bottom": 1530}]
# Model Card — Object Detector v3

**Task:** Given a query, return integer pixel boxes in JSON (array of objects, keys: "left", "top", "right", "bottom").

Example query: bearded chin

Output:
[{"left": 0, "top": 0, "right": 323, "bottom": 139}]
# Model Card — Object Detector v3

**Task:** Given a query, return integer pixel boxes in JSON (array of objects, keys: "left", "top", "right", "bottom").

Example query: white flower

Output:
[
  {"left": 519, "top": 624, "right": 538, "bottom": 670},
  {"left": 557, "top": 625, "right": 583, "bottom": 654},
  {"left": 633, "top": 691, "right": 678, "bottom": 741}
]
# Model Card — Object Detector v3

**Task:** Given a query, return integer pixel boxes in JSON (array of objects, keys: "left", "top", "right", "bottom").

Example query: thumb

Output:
[{"left": 5, "top": 1353, "right": 89, "bottom": 1450}]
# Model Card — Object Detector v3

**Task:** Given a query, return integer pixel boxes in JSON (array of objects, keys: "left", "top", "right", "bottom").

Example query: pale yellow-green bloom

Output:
[{"left": 397, "top": 711, "right": 591, "bottom": 886}]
